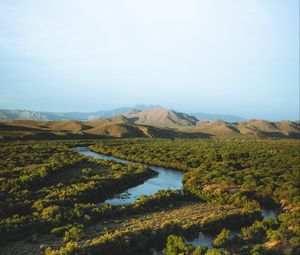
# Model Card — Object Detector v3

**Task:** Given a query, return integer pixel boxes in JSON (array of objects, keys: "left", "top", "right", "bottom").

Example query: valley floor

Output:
[{"left": 0, "top": 138, "right": 299, "bottom": 255}]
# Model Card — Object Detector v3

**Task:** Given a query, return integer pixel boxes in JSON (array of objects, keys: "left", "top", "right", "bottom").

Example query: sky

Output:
[{"left": 0, "top": 0, "right": 299, "bottom": 120}]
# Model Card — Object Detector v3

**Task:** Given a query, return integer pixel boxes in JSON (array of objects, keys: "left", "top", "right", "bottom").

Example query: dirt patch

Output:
[
  {"left": 0, "top": 234, "right": 61, "bottom": 255},
  {"left": 45, "top": 162, "right": 107, "bottom": 187}
]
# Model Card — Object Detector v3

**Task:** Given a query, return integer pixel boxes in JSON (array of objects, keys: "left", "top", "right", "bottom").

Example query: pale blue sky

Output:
[{"left": 0, "top": 0, "right": 299, "bottom": 120}]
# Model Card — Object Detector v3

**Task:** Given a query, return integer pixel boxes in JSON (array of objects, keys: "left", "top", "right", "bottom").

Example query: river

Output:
[
  {"left": 74, "top": 147, "right": 279, "bottom": 250},
  {"left": 74, "top": 147, "right": 183, "bottom": 205}
]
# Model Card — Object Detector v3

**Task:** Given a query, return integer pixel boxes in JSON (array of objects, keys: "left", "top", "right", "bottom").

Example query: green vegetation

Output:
[
  {"left": 63, "top": 225, "right": 84, "bottom": 242},
  {"left": 163, "top": 235, "right": 196, "bottom": 255},
  {"left": 212, "top": 229, "right": 230, "bottom": 248},
  {"left": 0, "top": 140, "right": 155, "bottom": 245},
  {"left": 90, "top": 138, "right": 300, "bottom": 254},
  {"left": 43, "top": 203, "right": 258, "bottom": 254},
  {"left": 0, "top": 138, "right": 299, "bottom": 255},
  {"left": 241, "top": 218, "right": 278, "bottom": 243},
  {"left": 90, "top": 139, "right": 299, "bottom": 206}
]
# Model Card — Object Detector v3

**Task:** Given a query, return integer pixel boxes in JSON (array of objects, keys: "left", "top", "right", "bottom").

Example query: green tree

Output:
[
  {"left": 205, "top": 248, "right": 231, "bottom": 255},
  {"left": 163, "top": 235, "right": 193, "bottom": 255},
  {"left": 213, "top": 229, "right": 230, "bottom": 248},
  {"left": 63, "top": 225, "right": 84, "bottom": 242},
  {"left": 191, "top": 247, "right": 207, "bottom": 255}
]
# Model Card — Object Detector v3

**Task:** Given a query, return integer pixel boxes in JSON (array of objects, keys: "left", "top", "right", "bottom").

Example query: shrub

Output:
[
  {"left": 163, "top": 235, "right": 193, "bottom": 255},
  {"left": 212, "top": 229, "right": 230, "bottom": 248},
  {"left": 63, "top": 225, "right": 84, "bottom": 242}
]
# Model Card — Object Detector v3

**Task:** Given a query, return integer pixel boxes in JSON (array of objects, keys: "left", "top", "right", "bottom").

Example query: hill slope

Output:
[
  {"left": 0, "top": 106, "right": 161, "bottom": 122},
  {"left": 0, "top": 118, "right": 298, "bottom": 140},
  {"left": 120, "top": 108, "right": 198, "bottom": 128},
  {"left": 180, "top": 119, "right": 299, "bottom": 138},
  {"left": 0, "top": 119, "right": 210, "bottom": 140},
  {"left": 0, "top": 106, "right": 244, "bottom": 122}
]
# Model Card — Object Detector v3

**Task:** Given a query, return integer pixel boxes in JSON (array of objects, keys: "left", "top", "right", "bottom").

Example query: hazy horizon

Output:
[
  {"left": 0, "top": 0, "right": 299, "bottom": 120},
  {"left": 1, "top": 104, "right": 300, "bottom": 122}
]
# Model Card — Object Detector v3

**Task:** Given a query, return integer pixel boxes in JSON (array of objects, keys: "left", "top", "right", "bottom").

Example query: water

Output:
[
  {"left": 187, "top": 230, "right": 241, "bottom": 249},
  {"left": 187, "top": 232, "right": 215, "bottom": 248},
  {"left": 74, "top": 147, "right": 279, "bottom": 250},
  {"left": 74, "top": 147, "right": 183, "bottom": 205},
  {"left": 261, "top": 207, "right": 279, "bottom": 219},
  {"left": 187, "top": 209, "right": 279, "bottom": 250},
  {"left": 188, "top": 209, "right": 279, "bottom": 249}
]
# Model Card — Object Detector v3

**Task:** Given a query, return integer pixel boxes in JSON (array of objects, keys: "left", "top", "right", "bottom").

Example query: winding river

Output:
[
  {"left": 74, "top": 147, "right": 279, "bottom": 249},
  {"left": 74, "top": 147, "right": 183, "bottom": 205}
]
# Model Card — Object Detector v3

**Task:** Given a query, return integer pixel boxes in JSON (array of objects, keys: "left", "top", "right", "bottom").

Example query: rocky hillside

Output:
[
  {"left": 119, "top": 108, "right": 198, "bottom": 128},
  {"left": 0, "top": 119, "right": 210, "bottom": 140},
  {"left": 180, "top": 119, "right": 300, "bottom": 138},
  {"left": 0, "top": 107, "right": 298, "bottom": 140},
  {"left": 0, "top": 106, "right": 244, "bottom": 122},
  {"left": 0, "top": 106, "right": 160, "bottom": 122},
  {"left": 0, "top": 117, "right": 298, "bottom": 140}
]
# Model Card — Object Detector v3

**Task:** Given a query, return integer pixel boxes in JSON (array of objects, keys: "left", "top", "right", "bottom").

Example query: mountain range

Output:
[
  {"left": 0, "top": 107, "right": 299, "bottom": 140},
  {"left": 0, "top": 106, "right": 245, "bottom": 122}
]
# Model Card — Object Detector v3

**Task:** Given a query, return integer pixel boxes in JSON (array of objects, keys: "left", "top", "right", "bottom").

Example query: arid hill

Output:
[
  {"left": 0, "top": 117, "right": 298, "bottom": 140},
  {"left": 119, "top": 107, "right": 198, "bottom": 128},
  {"left": 0, "top": 119, "right": 209, "bottom": 140},
  {"left": 180, "top": 119, "right": 299, "bottom": 138},
  {"left": 0, "top": 107, "right": 244, "bottom": 122}
]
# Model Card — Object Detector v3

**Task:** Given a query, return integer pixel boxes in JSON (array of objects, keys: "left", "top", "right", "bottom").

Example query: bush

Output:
[
  {"left": 163, "top": 235, "right": 193, "bottom": 255},
  {"left": 51, "top": 225, "right": 72, "bottom": 237},
  {"left": 63, "top": 225, "right": 84, "bottom": 242},
  {"left": 205, "top": 248, "right": 231, "bottom": 255},
  {"left": 212, "top": 229, "right": 230, "bottom": 248}
]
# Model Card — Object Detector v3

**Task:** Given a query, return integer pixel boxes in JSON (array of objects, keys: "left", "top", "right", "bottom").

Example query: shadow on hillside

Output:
[
  {"left": 259, "top": 131, "right": 298, "bottom": 139},
  {"left": 0, "top": 123, "right": 42, "bottom": 132}
]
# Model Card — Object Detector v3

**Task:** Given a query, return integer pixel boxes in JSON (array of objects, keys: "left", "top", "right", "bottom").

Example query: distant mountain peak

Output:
[
  {"left": 119, "top": 107, "right": 198, "bottom": 128},
  {"left": 189, "top": 112, "right": 245, "bottom": 122},
  {"left": 133, "top": 104, "right": 162, "bottom": 111},
  {"left": 127, "top": 109, "right": 142, "bottom": 114}
]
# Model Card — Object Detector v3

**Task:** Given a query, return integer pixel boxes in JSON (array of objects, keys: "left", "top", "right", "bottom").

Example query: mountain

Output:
[
  {"left": 0, "top": 119, "right": 210, "bottom": 140},
  {"left": 0, "top": 109, "right": 52, "bottom": 121},
  {"left": 119, "top": 107, "right": 198, "bottom": 128},
  {"left": 194, "top": 119, "right": 241, "bottom": 136},
  {"left": 237, "top": 119, "right": 300, "bottom": 138},
  {"left": 0, "top": 108, "right": 298, "bottom": 139},
  {"left": 180, "top": 119, "right": 300, "bottom": 138},
  {"left": 0, "top": 117, "right": 298, "bottom": 141},
  {"left": 0, "top": 105, "right": 161, "bottom": 122},
  {"left": 0, "top": 106, "right": 243, "bottom": 122},
  {"left": 189, "top": 112, "right": 245, "bottom": 122}
]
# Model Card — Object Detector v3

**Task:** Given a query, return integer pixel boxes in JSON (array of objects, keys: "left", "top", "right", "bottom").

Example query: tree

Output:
[
  {"left": 163, "top": 235, "right": 193, "bottom": 255},
  {"left": 191, "top": 247, "right": 207, "bottom": 255},
  {"left": 213, "top": 229, "right": 230, "bottom": 248},
  {"left": 205, "top": 248, "right": 231, "bottom": 255},
  {"left": 63, "top": 225, "right": 84, "bottom": 242},
  {"left": 41, "top": 205, "right": 63, "bottom": 224}
]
